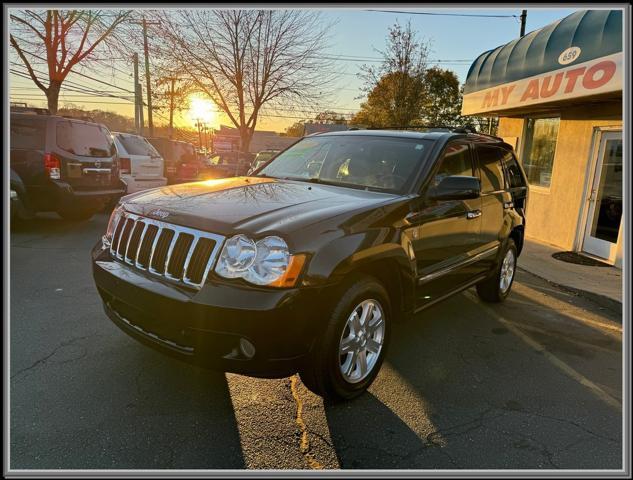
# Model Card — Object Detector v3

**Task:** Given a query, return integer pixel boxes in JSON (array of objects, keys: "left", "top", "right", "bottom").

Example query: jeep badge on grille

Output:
[{"left": 149, "top": 209, "right": 170, "bottom": 219}]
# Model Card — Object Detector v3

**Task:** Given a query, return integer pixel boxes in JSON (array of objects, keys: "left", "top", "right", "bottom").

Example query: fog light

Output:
[{"left": 239, "top": 338, "right": 256, "bottom": 359}]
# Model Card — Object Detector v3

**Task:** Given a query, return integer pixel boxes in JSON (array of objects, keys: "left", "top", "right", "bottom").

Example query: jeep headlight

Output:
[
  {"left": 215, "top": 234, "right": 306, "bottom": 287},
  {"left": 102, "top": 204, "right": 124, "bottom": 249}
]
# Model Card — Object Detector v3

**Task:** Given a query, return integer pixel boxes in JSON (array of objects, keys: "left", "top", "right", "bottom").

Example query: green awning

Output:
[{"left": 464, "top": 10, "right": 622, "bottom": 95}]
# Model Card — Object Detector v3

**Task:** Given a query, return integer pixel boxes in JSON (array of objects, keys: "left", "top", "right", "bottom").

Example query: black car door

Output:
[
  {"left": 407, "top": 140, "right": 485, "bottom": 308},
  {"left": 475, "top": 144, "right": 515, "bottom": 271}
]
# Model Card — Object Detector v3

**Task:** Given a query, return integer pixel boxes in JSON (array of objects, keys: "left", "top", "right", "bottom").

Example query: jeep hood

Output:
[{"left": 122, "top": 176, "right": 402, "bottom": 237}]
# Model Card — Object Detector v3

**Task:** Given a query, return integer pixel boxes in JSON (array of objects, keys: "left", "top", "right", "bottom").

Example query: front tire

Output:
[
  {"left": 476, "top": 239, "right": 517, "bottom": 303},
  {"left": 300, "top": 275, "right": 390, "bottom": 402}
]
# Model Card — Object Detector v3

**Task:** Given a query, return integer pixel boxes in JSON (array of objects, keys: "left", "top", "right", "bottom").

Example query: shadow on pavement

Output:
[
  {"left": 11, "top": 341, "right": 246, "bottom": 469},
  {"left": 323, "top": 392, "right": 428, "bottom": 469}
]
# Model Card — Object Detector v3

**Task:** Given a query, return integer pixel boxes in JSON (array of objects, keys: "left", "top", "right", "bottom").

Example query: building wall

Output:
[{"left": 497, "top": 101, "right": 622, "bottom": 265}]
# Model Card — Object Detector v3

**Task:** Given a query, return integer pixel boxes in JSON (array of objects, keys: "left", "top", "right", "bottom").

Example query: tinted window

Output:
[
  {"left": 117, "top": 134, "right": 160, "bottom": 157},
  {"left": 11, "top": 118, "right": 46, "bottom": 150},
  {"left": 174, "top": 142, "right": 196, "bottom": 162},
  {"left": 502, "top": 151, "right": 525, "bottom": 188},
  {"left": 56, "top": 121, "right": 115, "bottom": 157},
  {"left": 260, "top": 135, "right": 433, "bottom": 193},
  {"left": 477, "top": 145, "right": 505, "bottom": 193},
  {"left": 433, "top": 142, "right": 473, "bottom": 187}
]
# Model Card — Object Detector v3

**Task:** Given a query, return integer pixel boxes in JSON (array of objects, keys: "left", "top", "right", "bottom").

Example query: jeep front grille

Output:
[{"left": 110, "top": 211, "right": 225, "bottom": 289}]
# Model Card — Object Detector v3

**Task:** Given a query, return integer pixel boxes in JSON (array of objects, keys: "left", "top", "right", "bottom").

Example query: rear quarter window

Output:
[
  {"left": 10, "top": 118, "right": 46, "bottom": 150},
  {"left": 118, "top": 134, "right": 161, "bottom": 157},
  {"left": 56, "top": 120, "right": 115, "bottom": 157},
  {"left": 502, "top": 150, "right": 526, "bottom": 188},
  {"left": 477, "top": 145, "right": 506, "bottom": 193}
]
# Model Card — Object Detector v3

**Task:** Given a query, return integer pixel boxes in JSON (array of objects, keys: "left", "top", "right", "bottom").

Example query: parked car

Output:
[
  {"left": 203, "top": 151, "right": 255, "bottom": 178},
  {"left": 112, "top": 132, "right": 167, "bottom": 194},
  {"left": 147, "top": 138, "right": 200, "bottom": 184},
  {"left": 92, "top": 130, "right": 527, "bottom": 401},
  {"left": 10, "top": 111, "right": 125, "bottom": 221},
  {"left": 248, "top": 149, "right": 280, "bottom": 174}
]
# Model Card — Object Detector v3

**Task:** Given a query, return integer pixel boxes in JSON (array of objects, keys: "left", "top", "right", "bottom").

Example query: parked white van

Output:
[{"left": 112, "top": 132, "right": 167, "bottom": 194}]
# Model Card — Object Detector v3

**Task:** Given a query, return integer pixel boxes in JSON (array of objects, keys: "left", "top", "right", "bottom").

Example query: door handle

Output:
[
  {"left": 503, "top": 201, "right": 514, "bottom": 210},
  {"left": 466, "top": 210, "right": 481, "bottom": 219}
]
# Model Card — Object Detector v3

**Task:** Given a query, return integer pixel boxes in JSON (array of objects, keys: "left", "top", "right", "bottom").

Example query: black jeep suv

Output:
[
  {"left": 92, "top": 130, "right": 528, "bottom": 401},
  {"left": 10, "top": 111, "right": 125, "bottom": 221}
]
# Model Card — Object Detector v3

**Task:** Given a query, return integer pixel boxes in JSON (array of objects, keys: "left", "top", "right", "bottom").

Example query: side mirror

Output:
[{"left": 428, "top": 175, "right": 480, "bottom": 201}]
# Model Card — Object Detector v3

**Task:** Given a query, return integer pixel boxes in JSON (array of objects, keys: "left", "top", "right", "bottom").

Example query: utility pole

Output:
[
  {"left": 137, "top": 81, "right": 144, "bottom": 136},
  {"left": 168, "top": 77, "right": 176, "bottom": 139},
  {"left": 142, "top": 17, "right": 154, "bottom": 137},
  {"left": 196, "top": 119, "right": 203, "bottom": 149},
  {"left": 520, "top": 10, "right": 527, "bottom": 37},
  {"left": 133, "top": 53, "right": 140, "bottom": 134}
]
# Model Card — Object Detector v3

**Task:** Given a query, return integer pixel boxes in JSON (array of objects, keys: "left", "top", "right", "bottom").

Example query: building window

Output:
[{"left": 522, "top": 117, "right": 560, "bottom": 188}]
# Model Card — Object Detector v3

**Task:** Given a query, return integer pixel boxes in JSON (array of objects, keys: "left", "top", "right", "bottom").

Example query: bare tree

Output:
[
  {"left": 154, "top": 9, "right": 334, "bottom": 152},
  {"left": 9, "top": 9, "right": 131, "bottom": 113}
]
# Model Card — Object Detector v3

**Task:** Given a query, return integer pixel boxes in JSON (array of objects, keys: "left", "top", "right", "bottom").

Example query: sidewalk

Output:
[{"left": 518, "top": 239, "right": 623, "bottom": 308}]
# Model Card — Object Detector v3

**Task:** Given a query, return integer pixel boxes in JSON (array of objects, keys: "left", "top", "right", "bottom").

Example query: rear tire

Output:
[
  {"left": 300, "top": 275, "right": 391, "bottom": 402},
  {"left": 476, "top": 239, "right": 517, "bottom": 303}
]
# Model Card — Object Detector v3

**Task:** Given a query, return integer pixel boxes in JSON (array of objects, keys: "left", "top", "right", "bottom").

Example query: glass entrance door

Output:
[{"left": 582, "top": 131, "right": 622, "bottom": 262}]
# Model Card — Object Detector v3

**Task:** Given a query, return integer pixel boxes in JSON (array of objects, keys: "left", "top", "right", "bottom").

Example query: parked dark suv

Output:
[
  {"left": 92, "top": 130, "right": 527, "bottom": 401},
  {"left": 10, "top": 111, "right": 125, "bottom": 221}
]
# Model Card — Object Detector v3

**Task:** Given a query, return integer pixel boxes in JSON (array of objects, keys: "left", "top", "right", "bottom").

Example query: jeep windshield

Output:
[{"left": 257, "top": 135, "right": 434, "bottom": 193}]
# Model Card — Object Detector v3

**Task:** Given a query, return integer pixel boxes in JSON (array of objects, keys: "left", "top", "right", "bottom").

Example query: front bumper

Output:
[
  {"left": 30, "top": 180, "right": 126, "bottom": 212},
  {"left": 92, "top": 243, "right": 329, "bottom": 378}
]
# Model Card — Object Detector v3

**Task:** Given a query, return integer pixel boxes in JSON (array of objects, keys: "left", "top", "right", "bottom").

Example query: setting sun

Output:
[{"left": 187, "top": 95, "right": 217, "bottom": 127}]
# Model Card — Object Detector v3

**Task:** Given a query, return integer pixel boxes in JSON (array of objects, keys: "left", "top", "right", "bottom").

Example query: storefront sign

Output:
[{"left": 462, "top": 52, "right": 622, "bottom": 115}]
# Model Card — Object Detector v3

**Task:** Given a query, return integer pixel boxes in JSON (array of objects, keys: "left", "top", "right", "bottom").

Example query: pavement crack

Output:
[
  {"left": 289, "top": 375, "right": 324, "bottom": 470},
  {"left": 10, "top": 334, "right": 95, "bottom": 380},
  {"left": 426, "top": 407, "right": 499, "bottom": 446},
  {"left": 504, "top": 408, "right": 620, "bottom": 444}
]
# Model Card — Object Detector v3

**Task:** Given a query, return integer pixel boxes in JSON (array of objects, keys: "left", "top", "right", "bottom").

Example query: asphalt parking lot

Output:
[{"left": 9, "top": 213, "right": 623, "bottom": 470}]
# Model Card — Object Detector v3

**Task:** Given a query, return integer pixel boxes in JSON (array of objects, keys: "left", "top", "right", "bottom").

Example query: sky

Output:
[{"left": 9, "top": 7, "right": 580, "bottom": 134}]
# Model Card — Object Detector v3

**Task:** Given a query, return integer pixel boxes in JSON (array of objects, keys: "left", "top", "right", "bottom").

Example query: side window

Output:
[
  {"left": 502, "top": 151, "right": 526, "bottom": 188},
  {"left": 10, "top": 119, "right": 46, "bottom": 150},
  {"left": 432, "top": 142, "right": 473, "bottom": 187},
  {"left": 477, "top": 145, "right": 505, "bottom": 193}
]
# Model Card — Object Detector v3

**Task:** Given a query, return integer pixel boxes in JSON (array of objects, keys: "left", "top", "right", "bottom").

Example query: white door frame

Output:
[{"left": 575, "top": 127, "right": 622, "bottom": 264}]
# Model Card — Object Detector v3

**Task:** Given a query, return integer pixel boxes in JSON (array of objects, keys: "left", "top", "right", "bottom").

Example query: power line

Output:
[
  {"left": 10, "top": 96, "right": 136, "bottom": 106},
  {"left": 365, "top": 9, "right": 518, "bottom": 18},
  {"left": 10, "top": 66, "right": 135, "bottom": 102},
  {"left": 316, "top": 55, "right": 472, "bottom": 64},
  {"left": 11, "top": 52, "right": 135, "bottom": 93}
]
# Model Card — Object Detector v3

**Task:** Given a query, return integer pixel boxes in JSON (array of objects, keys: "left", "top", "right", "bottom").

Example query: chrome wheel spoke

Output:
[
  {"left": 360, "top": 302, "right": 373, "bottom": 326},
  {"left": 499, "top": 250, "right": 515, "bottom": 293},
  {"left": 350, "top": 311, "right": 362, "bottom": 334},
  {"left": 340, "top": 336, "right": 355, "bottom": 354},
  {"left": 357, "top": 350, "right": 368, "bottom": 377},
  {"left": 338, "top": 298, "right": 386, "bottom": 384},
  {"left": 366, "top": 338, "right": 381, "bottom": 354},
  {"left": 367, "top": 318, "right": 383, "bottom": 335},
  {"left": 344, "top": 350, "right": 358, "bottom": 377}
]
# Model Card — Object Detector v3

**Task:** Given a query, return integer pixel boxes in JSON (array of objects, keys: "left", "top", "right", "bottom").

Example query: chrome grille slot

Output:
[
  {"left": 110, "top": 211, "right": 225, "bottom": 290},
  {"left": 150, "top": 229, "right": 175, "bottom": 274},
  {"left": 166, "top": 233, "right": 195, "bottom": 279},
  {"left": 125, "top": 220, "right": 146, "bottom": 264},
  {"left": 183, "top": 237, "right": 216, "bottom": 285},
  {"left": 136, "top": 224, "right": 159, "bottom": 269},
  {"left": 116, "top": 219, "right": 135, "bottom": 259},
  {"left": 110, "top": 215, "right": 126, "bottom": 256}
]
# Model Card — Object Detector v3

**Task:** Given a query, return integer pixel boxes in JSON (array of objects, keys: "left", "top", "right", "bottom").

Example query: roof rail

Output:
[
  {"left": 357, "top": 125, "right": 479, "bottom": 133},
  {"left": 11, "top": 105, "right": 50, "bottom": 115},
  {"left": 60, "top": 114, "right": 95, "bottom": 122}
]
